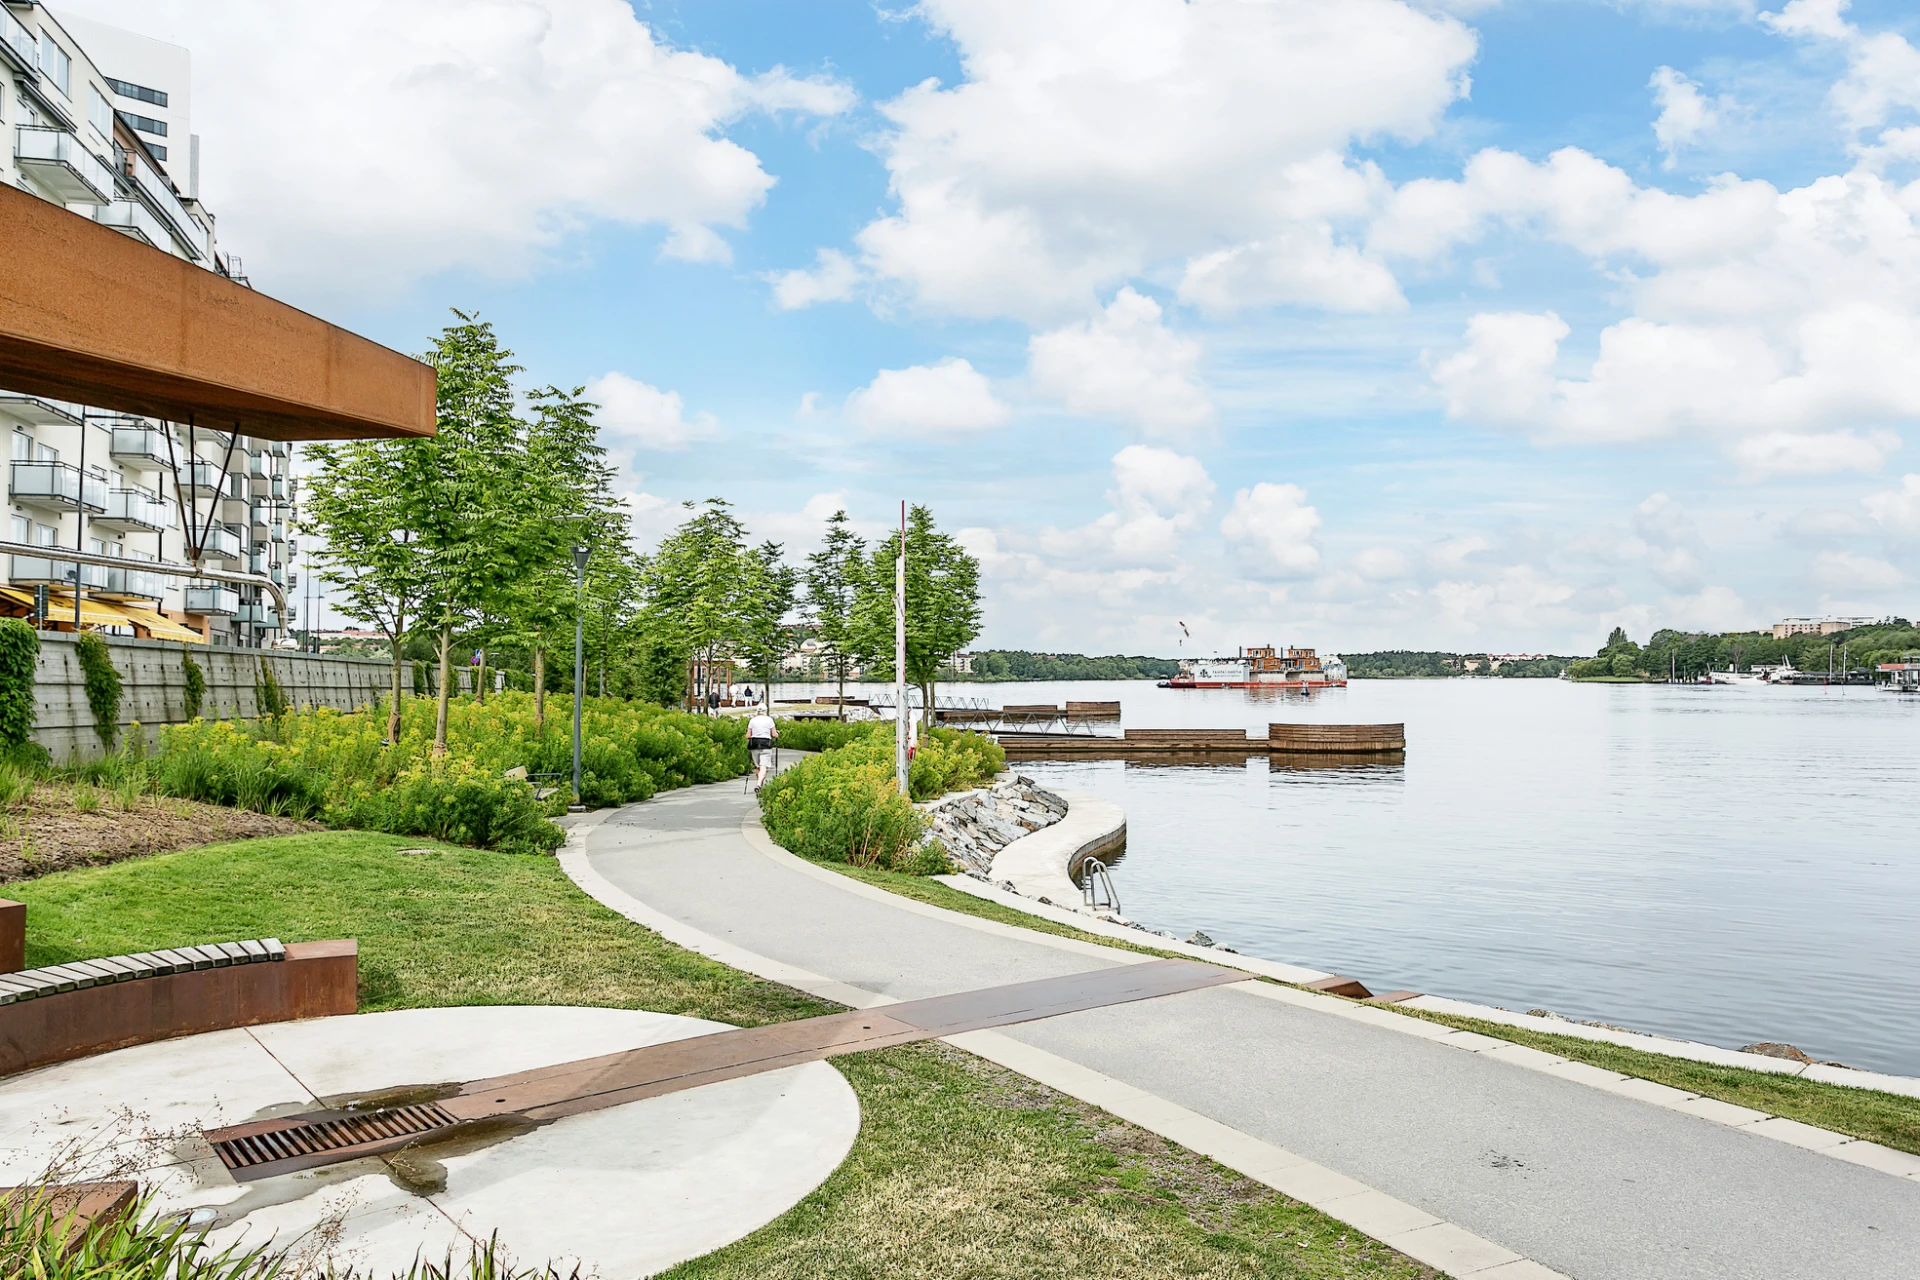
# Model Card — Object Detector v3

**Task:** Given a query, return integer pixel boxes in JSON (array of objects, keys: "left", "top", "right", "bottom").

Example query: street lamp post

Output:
[{"left": 570, "top": 544, "right": 590, "bottom": 812}]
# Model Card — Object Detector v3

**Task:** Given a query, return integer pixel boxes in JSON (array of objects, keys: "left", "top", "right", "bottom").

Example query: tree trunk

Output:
[
  {"left": 433, "top": 622, "right": 452, "bottom": 754},
  {"left": 533, "top": 642, "right": 546, "bottom": 730},
  {"left": 475, "top": 647, "right": 486, "bottom": 706},
  {"left": 835, "top": 658, "right": 846, "bottom": 721},
  {"left": 921, "top": 679, "right": 935, "bottom": 732},
  {"left": 387, "top": 622, "right": 405, "bottom": 744}
]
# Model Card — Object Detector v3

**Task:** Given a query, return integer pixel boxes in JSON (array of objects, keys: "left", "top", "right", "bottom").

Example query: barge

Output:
[{"left": 1159, "top": 645, "right": 1347, "bottom": 690}]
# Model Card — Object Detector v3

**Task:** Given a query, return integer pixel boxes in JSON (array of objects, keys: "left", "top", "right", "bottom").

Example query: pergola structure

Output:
[{"left": 0, "top": 182, "right": 434, "bottom": 631}]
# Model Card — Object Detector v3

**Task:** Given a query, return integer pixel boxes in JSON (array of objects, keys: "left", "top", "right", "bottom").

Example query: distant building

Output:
[
  {"left": 1772, "top": 617, "right": 1878, "bottom": 640},
  {"left": 948, "top": 652, "right": 975, "bottom": 674}
]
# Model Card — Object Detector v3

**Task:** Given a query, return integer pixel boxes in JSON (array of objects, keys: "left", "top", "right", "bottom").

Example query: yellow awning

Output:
[
  {"left": 115, "top": 604, "right": 208, "bottom": 644},
  {"left": 37, "top": 591, "right": 143, "bottom": 631}
]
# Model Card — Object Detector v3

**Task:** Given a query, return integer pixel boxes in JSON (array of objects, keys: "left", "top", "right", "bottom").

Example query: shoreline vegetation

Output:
[
  {"left": 8, "top": 831, "right": 1440, "bottom": 1280},
  {"left": 1567, "top": 621, "right": 1920, "bottom": 681}
]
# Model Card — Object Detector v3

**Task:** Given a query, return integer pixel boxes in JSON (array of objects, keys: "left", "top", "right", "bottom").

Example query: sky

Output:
[{"left": 56, "top": 0, "right": 1920, "bottom": 657}]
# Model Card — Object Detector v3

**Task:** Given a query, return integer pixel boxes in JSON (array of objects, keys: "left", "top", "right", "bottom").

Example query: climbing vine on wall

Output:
[
  {"left": 75, "top": 631, "right": 123, "bottom": 747},
  {"left": 182, "top": 646, "right": 206, "bottom": 720},
  {"left": 255, "top": 660, "right": 290, "bottom": 719},
  {"left": 0, "top": 618, "right": 40, "bottom": 752}
]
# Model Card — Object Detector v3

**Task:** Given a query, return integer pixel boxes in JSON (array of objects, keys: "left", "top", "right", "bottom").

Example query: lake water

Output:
[{"left": 776, "top": 677, "right": 1920, "bottom": 1075}]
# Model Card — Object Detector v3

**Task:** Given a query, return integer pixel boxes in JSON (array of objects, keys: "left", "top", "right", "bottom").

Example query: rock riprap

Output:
[{"left": 921, "top": 775, "right": 1069, "bottom": 877}]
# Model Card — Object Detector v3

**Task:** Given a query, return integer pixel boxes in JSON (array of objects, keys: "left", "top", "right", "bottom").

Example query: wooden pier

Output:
[{"left": 996, "top": 723, "right": 1405, "bottom": 758}]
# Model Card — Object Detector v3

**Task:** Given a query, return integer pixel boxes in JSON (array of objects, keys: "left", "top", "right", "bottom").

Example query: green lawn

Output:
[{"left": 10, "top": 833, "right": 1433, "bottom": 1280}]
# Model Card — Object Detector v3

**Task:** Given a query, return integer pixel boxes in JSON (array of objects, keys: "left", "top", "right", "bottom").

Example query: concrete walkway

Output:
[{"left": 576, "top": 780, "right": 1920, "bottom": 1280}]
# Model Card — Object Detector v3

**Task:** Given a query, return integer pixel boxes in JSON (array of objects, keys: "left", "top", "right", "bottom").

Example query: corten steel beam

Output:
[
  {"left": 0, "top": 184, "right": 433, "bottom": 441},
  {"left": 205, "top": 959, "right": 1243, "bottom": 1181}
]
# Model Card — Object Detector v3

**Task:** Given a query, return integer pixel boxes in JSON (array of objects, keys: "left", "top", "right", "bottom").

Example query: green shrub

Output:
[
  {"left": 254, "top": 660, "right": 289, "bottom": 719},
  {"left": 758, "top": 726, "right": 1002, "bottom": 871},
  {"left": 181, "top": 646, "right": 206, "bottom": 719},
  {"left": 74, "top": 632, "right": 122, "bottom": 747},
  {"left": 772, "top": 717, "right": 885, "bottom": 753},
  {"left": 329, "top": 755, "right": 561, "bottom": 855},
  {"left": 0, "top": 618, "right": 38, "bottom": 750}
]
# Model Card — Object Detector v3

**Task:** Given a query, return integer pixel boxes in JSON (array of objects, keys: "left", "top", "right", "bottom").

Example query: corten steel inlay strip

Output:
[{"left": 204, "top": 960, "right": 1239, "bottom": 1181}]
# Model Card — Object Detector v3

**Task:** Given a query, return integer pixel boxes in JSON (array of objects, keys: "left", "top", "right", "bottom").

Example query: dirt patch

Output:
[{"left": 1, "top": 783, "right": 319, "bottom": 882}]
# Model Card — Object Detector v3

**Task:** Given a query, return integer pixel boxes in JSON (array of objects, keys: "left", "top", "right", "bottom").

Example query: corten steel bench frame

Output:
[{"left": 0, "top": 927, "right": 357, "bottom": 1076}]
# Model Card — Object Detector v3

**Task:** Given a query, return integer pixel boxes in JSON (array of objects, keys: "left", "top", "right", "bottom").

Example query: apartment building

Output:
[
  {"left": 1771, "top": 617, "right": 1879, "bottom": 640},
  {"left": 2, "top": 2, "right": 292, "bottom": 645}
]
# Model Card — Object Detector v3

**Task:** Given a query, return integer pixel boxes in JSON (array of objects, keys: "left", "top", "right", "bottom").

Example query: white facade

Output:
[{"left": 3, "top": 3, "right": 291, "bottom": 646}]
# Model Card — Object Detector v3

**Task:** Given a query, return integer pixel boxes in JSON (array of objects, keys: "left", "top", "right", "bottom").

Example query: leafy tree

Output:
[
  {"left": 804, "top": 510, "right": 866, "bottom": 717},
  {"left": 738, "top": 541, "right": 799, "bottom": 701},
  {"left": 409, "top": 313, "right": 542, "bottom": 752},
  {"left": 853, "top": 505, "right": 982, "bottom": 729},
  {"left": 301, "top": 438, "right": 424, "bottom": 741},
  {"left": 639, "top": 499, "right": 757, "bottom": 710}
]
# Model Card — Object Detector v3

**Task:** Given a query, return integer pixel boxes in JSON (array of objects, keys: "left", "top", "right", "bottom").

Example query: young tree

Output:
[
  {"left": 853, "top": 504, "right": 982, "bottom": 729},
  {"left": 300, "top": 440, "right": 424, "bottom": 742},
  {"left": 804, "top": 510, "right": 866, "bottom": 718},
  {"left": 738, "top": 540, "right": 799, "bottom": 699},
  {"left": 408, "top": 312, "right": 541, "bottom": 752},
  {"left": 639, "top": 499, "right": 755, "bottom": 711}
]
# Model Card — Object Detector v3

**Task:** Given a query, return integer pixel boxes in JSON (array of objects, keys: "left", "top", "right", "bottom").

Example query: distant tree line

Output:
[
  {"left": 959, "top": 651, "right": 1181, "bottom": 681},
  {"left": 1569, "top": 621, "right": 1920, "bottom": 681},
  {"left": 1342, "top": 651, "right": 1572, "bottom": 679}
]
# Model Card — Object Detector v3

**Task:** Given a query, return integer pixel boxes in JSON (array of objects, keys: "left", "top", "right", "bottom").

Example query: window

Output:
[
  {"left": 34, "top": 443, "right": 57, "bottom": 463},
  {"left": 102, "top": 76, "right": 166, "bottom": 108},
  {"left": 10, "top": 516, "right": 28, "bottom": 544},
  {"left": 34, "top": 524, "right": 58, "bottom": 548},
  {"left": 89, "top": 85, "right": 113, "bottom": 138},
  {"left": 116, "top": 108, "right": 166, "bottom": 137},
  {"left": 11, "top": 432, "right": 31, "bottom": 461},
  {"left": 39, "top": 36, "right": 70, "bottom": 97}
]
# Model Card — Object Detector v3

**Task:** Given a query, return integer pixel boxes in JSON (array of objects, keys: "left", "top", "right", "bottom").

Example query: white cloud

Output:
[
  {"left": 1659, "top": 585, "right": 1752, "bottom": 633},
  {"left": 1864, "top": 473, "right": 1920, "bottom": 536},
  {"left": 1038, "top": 446, "right": 1215, "bottom": 567},
  {"left": 766, "top": 249, "right": 863, "bottom": 310},
  {"left": 1649, "top": 66, "right": 1721, "bottom": 169},
  {"left": 1407, "top": 148, "right": 1920, "bottom": 445},
  {"left": 1811, "top": 549, "right": 1905, "bottom": 591},
  {"left": 57, "top": 0, "right": 852, "bottom": 298},
  {"left": 1027, "top": 290, "right": 1213, "bottom": 436},
  {"left": 1632, "top": 492, "right": 1706, "bottom": 591},
  {"left": 1353, "top": 547, "right": 1412, "bottom": 580},
  {"left": 845, "top": 358, "right": 1009, "bottom": 434},
  {"left": 1728, "top": 429, "right": 1900, "bottom": 479},
  {"left": 779, "top": 0, "right": 1474, "bottom": 322},
  {"left": 1221, "top": 483, "right": 1323, "bottom": 578},
  {"left": 585, "top": 372, "right": 718, "bottom": 451}
]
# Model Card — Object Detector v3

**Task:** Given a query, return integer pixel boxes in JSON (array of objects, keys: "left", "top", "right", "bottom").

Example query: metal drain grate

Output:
[{"left": 209, "top": 1104, "right": 462, "bottom": 1181}]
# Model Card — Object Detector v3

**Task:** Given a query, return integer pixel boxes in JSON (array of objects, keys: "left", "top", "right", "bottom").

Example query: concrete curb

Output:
[
  {"left": 561, "top": 808, "right": 1574, "bottom": 1280},
  {"left": 984, "top": 786, "right": 1125, "bottom": 906}
]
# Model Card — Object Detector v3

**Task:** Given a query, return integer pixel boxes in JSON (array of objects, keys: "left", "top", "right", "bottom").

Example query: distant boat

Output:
[
  {"left": 1161, "top": 645, "right": 1347, "bottom": 690},
  {"left": 1709, "top": 659, "right": 1796, "bottom": 686}
]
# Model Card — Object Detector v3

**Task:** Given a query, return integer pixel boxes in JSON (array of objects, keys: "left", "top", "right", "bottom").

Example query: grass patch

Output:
[
  {"left": 1405, "top": 1009, "right": 1920, "bottom": 1156},
  {"left": 11, "top": 831, "right": 1429, "bottom": 1278}
]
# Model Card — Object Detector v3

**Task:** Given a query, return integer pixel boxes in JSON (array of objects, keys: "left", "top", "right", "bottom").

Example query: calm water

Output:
[{"left": 779, "top": 677, "right": 1920, "bottom": 1075}]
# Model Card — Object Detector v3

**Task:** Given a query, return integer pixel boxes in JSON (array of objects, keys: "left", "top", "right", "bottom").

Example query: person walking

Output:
[{"left": 747, "top": 708, "right": 779, "bottom": 789}]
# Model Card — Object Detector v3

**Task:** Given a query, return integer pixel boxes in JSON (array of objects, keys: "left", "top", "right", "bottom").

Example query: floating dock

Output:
[{"left": 997, "top": 723, "right": 1405, "bottom": 757}]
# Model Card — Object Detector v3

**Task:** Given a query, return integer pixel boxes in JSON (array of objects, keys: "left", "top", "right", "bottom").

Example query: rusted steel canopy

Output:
[{"left": 0, "top": 184, "right": 433, "bottom": 441}]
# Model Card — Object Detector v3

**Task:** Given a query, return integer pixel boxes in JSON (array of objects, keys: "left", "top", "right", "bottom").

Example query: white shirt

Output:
[{"left": 747, "top": 714, "right": 777, "bottom": 741}]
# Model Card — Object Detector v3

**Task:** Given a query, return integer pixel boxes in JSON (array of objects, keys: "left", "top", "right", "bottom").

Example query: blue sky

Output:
[{"left": 67, "top": 0, "right": 1920, "bottom": 654}]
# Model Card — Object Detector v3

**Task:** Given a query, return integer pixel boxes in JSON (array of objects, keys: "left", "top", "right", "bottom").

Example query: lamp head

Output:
[{"left": 573, "top": 545, "right": 591, "bottom": 574}]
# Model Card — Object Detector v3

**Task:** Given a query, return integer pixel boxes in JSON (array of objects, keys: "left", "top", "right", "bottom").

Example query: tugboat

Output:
[{"left": 1159, "top": 645, "right": 1347, "bottom": 689}]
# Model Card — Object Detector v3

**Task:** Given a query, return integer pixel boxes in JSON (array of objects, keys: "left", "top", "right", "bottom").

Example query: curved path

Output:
[{"left": 573, "top": 780, "right": 1920, "bottom": 1280}]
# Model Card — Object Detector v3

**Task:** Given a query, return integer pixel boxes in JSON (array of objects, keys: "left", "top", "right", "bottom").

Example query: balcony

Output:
[
  {"left": 10, "top": 460, "right": 106, "bottom": 513},
  {"left": 0, "top": 396, "right": 81, "bottom": 428},
  {"left": 8, "top": 556, "right": 108, "bottom": 590},
  {"left": 247, "top": 451, "right": 269, "bottom": 479},
  {"left": 184, "top": 584, "right": 240, "bottom": 616},
  {"left": 178, "top": 459, "right": 221, "bottom": 498},
  {"left": 15, "top": 126, "right": 115, "bottom": 205},
  {"left": 237, "top": 604, "right": 280, "bottom": 628},
  {"left": 270, "top": 521, "right": 287, "bottom": 543},
  {"left": 95, "top": 199, "right": 171, "bottom": 250},
  {"left": 93, "top": 487, "right": 172, "bottom": 534},
  {"left": 249, "top": 504, "right": 271, "bottom": 537},
  {"left": 246, "top": 549, "right": 267, "bottom": 576},
  {"left": 109, "top": 425, "right": 174, "bottom": 467},
  {"left": 270, "top": 566, "right": 285, "bottom": 588},
  {"left": 198, "top": 525, "right": 243, "bottom": 563},
  {"left": 123, "top": 150, "right": 208, "bottom": 260},
  {"left": 270, "top": 475, "right": 287, "bottom": 500},
  {"left": 0, "top": 7, "right": 36, "bottom": 76},
  {"left": 269, "top": 441, "right": 290, "bottom": 458},
  {"left": 98, "top": 563, "right": 164, "bottom": 601}
]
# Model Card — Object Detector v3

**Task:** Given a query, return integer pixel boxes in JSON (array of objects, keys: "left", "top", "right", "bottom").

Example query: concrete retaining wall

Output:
[{"left": 29, "top": 633, "right": 411, "bottom": 762}]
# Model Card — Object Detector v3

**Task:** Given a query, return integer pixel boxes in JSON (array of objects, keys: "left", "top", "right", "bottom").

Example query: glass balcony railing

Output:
[
  {"left": 99, "top": 564, "right": 164, "bottom": 601},
  {"left": 95, "top": 199, "right": 170, "bottom": 250},
  {"left": 247, "top": 451, "right": 269, "bottom": 478},
  {"left": 15, "top": 126, "right": 114, "bottom": 205},
  {"left": 184, "top": 584, "right": 240, "bottom": 615},
  {"left": 95, "top": 487, "right": 172, "bottom": 532},
  {"left": 236, "top": 603, "right": 280, "bottom": 627},
  {"left": 179, "top": 459, "right": 221, "bottom": 496},
  {"left": 110, "top": 426, "right": 174, "bottom": 466},
  {"left": 10, "top": 460, "right": 107, "bottom": 512},
  {"left": 198, "top": 525, "right": 244, "bottom": 562},
  {"left": 8, "top": 556, "right": 108, "bottom": 589},
  {"left": 0, "top": 7, "right": 36, "bottom": 76},
  {"left": 270, "top": 475, "right": 287, "bottom": 500},
  {"left": 124, "top": 150, "right": 208, "bottom": 260}
]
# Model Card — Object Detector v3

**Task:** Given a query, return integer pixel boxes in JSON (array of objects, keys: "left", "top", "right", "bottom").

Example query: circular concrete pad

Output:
[{"left": 0, "top": 1006, "right": 860, "bottom": 1277}]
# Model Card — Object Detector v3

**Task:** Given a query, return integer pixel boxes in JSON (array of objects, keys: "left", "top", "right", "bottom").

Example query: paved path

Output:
[{"left": 579, "top": 781, "right": 1920, "bottom": 1280}]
